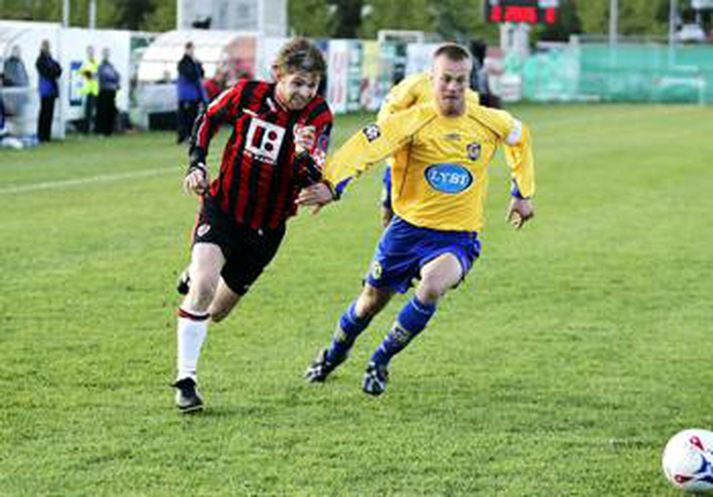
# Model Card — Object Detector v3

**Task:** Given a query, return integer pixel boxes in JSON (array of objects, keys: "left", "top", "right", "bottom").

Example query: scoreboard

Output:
[{"left": 485, "top": 0, "right": 560, "bottom": 25}]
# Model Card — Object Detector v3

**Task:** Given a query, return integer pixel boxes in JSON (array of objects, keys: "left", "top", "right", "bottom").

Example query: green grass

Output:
[{"left": 1, "top": 104, "right": 713, "bottom": 496}]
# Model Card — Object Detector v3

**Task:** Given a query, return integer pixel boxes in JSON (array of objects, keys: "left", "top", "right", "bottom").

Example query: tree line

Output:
[{"left": 0, "top": 0, "right": 706, "bottom": 42}]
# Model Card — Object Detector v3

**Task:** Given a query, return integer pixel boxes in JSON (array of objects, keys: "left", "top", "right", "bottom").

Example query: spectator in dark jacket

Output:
[
  {"left": 2, "top": 45, "right": 30, "bottom": 122},
  {"left": 176, "top": 42, "right": 205, "bottom": 144},
  {"left": 469, "top": 39, "right": 501, "bottom": 109},
  {"left": 96, "top": 48, "right": 121, "bottom": 136},
  {"left": 3, "top": 45, "right": 30, "bottom": 87},
  {"left": 35, "top": 39, "right": 62, "bottom": 142}
]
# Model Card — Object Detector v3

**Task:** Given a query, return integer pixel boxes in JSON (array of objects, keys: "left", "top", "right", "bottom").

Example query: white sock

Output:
[{"left": 176, "top": 312, "right": 209, "bottom": 381}]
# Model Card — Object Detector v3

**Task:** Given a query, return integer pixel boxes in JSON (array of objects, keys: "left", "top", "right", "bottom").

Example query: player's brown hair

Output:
[
  {"left": 433, "top": 43, "right": 472, "bottom": 63},
  {"left": 273, "top": 38, "right": 326, "bottom": 76}
]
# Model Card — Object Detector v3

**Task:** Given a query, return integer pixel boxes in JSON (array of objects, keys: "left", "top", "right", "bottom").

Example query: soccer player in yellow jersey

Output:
[
  {"left": 299, "top": 43, "right": 535, "bottom": 396},
  {"left": 377, "top": 71, "right": 480, "bottom": 226}
]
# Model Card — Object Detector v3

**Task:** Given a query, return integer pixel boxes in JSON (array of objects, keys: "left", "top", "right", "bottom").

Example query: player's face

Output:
[
  {"left": 432, "top": 56, "right": 472, "bottom": 116},
  {"left": 275, "top": 70, "right": 320, "bottom": 111}
]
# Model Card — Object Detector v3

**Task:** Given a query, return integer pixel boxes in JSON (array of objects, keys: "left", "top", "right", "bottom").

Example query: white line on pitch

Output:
[{"left": 0, "top": 167, "right": 175, "bottom": 195}]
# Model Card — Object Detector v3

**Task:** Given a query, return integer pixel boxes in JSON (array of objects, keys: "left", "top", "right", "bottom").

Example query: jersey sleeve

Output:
[
  {"left": 188, "top": 81, "right": 244, "bottom": 167},
  {"left": 376, "top": 74, "right": 422, "bottom": 123},
  {"left": 324, "top": 106, "right": 432, "bottom": 197},
  {"left": 504, "top": 120, "right": 535, "bottom": 199},
  {"left": 470, "top": 106, "right": 535, "bottom": 199}
]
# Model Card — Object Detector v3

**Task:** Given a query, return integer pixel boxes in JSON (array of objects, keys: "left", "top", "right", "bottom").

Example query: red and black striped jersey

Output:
[{"left": 189, "top": 80, "right": 333, "bottom": 230}]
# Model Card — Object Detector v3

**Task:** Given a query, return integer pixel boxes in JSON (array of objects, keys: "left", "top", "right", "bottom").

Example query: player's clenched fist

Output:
[
  {"left": 294, "top": 124, "right": 316, "bottom": 155},
  {"left": 183, "top": 163, "right": 209, "bottom": 195},
  {"left": 506, "top": 197, "right": 534, "bottom": 230}
]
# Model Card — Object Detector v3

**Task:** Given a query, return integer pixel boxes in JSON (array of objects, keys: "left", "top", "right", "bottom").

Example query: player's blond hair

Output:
[
  {"left": 273, "top": 38, "right": 326, "bottom": 76},
  {"left": 433, "top": 43, "right": 473, "bottom": 64}
]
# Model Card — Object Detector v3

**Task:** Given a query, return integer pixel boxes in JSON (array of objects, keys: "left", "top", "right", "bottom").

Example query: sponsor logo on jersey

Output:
[
  {"left": 362, "top": 124, "right": 381, "bottom": 142},
  {"left": 244, "top": 117, "right": 286, "bottom": 165},
  {"left": 424, "top": 163, "right": 473, "bottom": 194},
  {"left": 467, "top": 142, "right": 481, "bottom": 161},
  {"left": 444, "top": 132, "right": 462, "bottom": 141}
]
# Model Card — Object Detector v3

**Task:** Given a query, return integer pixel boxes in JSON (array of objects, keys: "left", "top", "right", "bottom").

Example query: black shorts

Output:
[{"left": 192, "top": 198, "right": 285, "bottom": 295}]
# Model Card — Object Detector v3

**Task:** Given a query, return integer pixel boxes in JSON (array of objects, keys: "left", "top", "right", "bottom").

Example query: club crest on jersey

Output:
[
  {"left": 466, "top": 142, "right": 481, "bottom": 161},
  {"left": 196, "top": 224, "right": 211, "bottom": 237},
  {"left": 425, "top": 163, "right": 473, "bottom": 194},
  {"left": 244, "top": 117, "right": 286, "bottom": 165},
  {"left": 370, "top": 261, "right": 383, "bottom": 280},
  {"left": 362, "top": 124, "right": 381, "bottom": 142}
]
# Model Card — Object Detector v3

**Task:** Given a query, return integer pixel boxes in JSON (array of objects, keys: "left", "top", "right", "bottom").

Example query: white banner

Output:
[
  {"left": 692, "top": 0, "right": 713, "bottom": 8},
  {"left": 327, "top": 40, "right": 349, "bottom": 114},
  {"left": 255, "top": 37, "right": 288, "bottom": 81},
  {"left": 59, "top": 28, "right": 132, "bottom": 120},
  {"left": 406, "top": 43, "right": 440, "bottom": 76},
  {"left": 0, "top": 21, "right": 63, "bottom": 138},
  {"left": 177, "top": 0, "right": 286, "bottom": 35}
]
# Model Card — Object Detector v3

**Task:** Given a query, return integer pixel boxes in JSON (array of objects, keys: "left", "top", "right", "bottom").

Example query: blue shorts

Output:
[
  {"left": 381, "top": 166, "right": 392, "bottom": 209},
  {"left": 365, "top": 216, "right": 481, "bottom": 294}
]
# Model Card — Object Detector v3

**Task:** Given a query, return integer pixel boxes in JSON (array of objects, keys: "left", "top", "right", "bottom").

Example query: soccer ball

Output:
[{"left": 662, "top": 429, "right": 713, "bottom": 493}]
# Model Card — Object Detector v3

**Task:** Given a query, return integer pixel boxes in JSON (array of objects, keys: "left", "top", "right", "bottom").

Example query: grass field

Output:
[{"left": 1, "top": 104, "right": 713, "bottom": 496}]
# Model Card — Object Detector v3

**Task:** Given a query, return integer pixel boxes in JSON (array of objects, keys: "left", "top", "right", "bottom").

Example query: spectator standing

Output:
[
  {"left": 176, "top": 42, "right": 205, "bottom": 144},
  {"left": 35, "top": 40, "right": 62, "bottom": 143},
  {"left": 3, "top": 45, "right": 30, "bottom": 87},
  {"left": 79, "top": 46, "right": 99, "bottom": 133},
  {"left": 96, "top": 48, "right": 120, "bottom": 136},
  {"left": 469, "top": 40, "right": 501, "bottom": 109},
  {"left": 2, "top": 45, "right": 30, "bottom": 129}
]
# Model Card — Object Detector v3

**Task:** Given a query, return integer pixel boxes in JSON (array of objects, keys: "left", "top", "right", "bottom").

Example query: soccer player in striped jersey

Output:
[
  {"left": 299, "top": 43, "right": 535, "bottom": 396},
  {"left": 173, "top": 38, "right": 332, "bottom": 412}
]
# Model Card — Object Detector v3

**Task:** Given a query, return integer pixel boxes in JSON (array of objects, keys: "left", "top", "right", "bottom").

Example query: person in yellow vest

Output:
[
  {"left": 79, "top": 45, "right": 98, "bottom": 134},
  {"left": 300, "top": 43, "right": 535, "bottom": 396}
]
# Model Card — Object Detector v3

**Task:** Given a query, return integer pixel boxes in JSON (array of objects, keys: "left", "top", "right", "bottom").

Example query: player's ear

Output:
[{"left": 271, "top": 65, "right": 281, "bottom": 82}]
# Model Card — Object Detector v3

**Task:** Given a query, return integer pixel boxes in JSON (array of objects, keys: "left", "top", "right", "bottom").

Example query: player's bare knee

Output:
[
  {"left": 415, "top": 280, "right": 445, "bottom": 305},
  {"left": 356, "top": 286, "right": 388, "bottom": 318},
  {"left": 187, "top": 278, "right": 218, "bottom": 310}
]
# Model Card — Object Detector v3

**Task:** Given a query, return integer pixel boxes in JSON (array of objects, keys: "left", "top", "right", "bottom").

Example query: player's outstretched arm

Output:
[
  {"left": 323, "top": 107, "right": 425, "bottom": 200},
  {"left": 500, "top": 115, "right": 535, "bottom": 230}
]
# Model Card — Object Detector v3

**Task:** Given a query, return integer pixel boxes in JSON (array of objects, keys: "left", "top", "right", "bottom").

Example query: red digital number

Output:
[
  {"left": 489, "top": 5, "right": 502, "bottom": 22},
  {"left": 544, "top": 7, "right": 557, "bottom": 24},
  {"left": 504, "top": 6, "right": 537, "bottom": 23}
]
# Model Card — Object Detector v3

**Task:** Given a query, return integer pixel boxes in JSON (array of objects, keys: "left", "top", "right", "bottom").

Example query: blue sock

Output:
[
  {"left": 371, "top": 296, "right": 437, "bottom": 367},
  {"left": 326, "top": 301, "right": 372, "bottom": 363}
]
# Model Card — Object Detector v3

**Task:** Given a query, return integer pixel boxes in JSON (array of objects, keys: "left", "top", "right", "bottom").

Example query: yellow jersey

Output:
[{"left": 325, "top": 101, "right": 535, "bottom": 233}]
